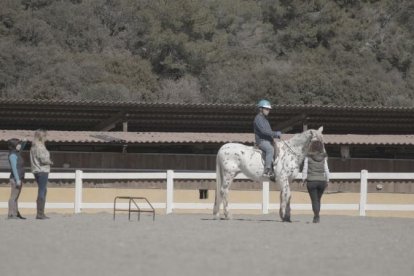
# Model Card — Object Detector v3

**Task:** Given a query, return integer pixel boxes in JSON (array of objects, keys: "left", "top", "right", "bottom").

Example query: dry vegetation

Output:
[{"left": 0, "top": 0, "right": 413, "bottom": 105}]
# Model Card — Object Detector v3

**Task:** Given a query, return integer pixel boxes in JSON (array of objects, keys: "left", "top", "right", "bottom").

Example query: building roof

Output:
[
  {"left": 1, "top": 99, "right": 414, "bottom": 134},
  {"left": 1, "top": 130, "right": 413, "bottom": 146},
  {"left": 1, "top": 98, "right": 414, "bottom": 111}
]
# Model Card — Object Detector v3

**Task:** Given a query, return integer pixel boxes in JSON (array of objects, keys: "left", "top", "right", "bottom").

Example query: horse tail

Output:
[{"left": 213, "top": 153, "right": 223, "bottom": 217}]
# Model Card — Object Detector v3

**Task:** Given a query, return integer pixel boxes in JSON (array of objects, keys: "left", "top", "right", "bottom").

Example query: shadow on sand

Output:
[{"left": 200, "top": 217, "right": 301, "bottom": 223}]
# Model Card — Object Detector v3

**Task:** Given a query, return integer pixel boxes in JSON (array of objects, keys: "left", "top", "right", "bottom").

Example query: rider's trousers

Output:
[{"left": 258, "top": 140, "right": 274, "bottom": 169}]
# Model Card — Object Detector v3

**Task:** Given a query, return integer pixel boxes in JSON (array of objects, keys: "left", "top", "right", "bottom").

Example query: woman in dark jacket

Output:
[
  {"left": 302, "top": 140, "right": 330, "bottom": 223},
  {"left": 8, "top": 138, "right": 27, "bottom": 220}
]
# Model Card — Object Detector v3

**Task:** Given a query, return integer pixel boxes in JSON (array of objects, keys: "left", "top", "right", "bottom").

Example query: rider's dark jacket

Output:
[{"left": 253, "top": 113, "right": 280, "bottom": 144}]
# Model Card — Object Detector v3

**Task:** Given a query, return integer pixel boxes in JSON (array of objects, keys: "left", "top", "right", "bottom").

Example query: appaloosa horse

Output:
[{"left": 213, "top": 127, "right": 324, "bottom": 221}]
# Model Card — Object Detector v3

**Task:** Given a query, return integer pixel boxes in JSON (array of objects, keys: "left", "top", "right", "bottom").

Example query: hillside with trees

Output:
[{"left": 0, "top": 0, "right": 413, "bottom": 106}]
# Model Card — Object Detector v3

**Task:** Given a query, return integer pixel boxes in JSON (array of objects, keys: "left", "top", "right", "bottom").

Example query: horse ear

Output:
[{"left": 318, "top": 126, "right": 324, "bottom": 134}]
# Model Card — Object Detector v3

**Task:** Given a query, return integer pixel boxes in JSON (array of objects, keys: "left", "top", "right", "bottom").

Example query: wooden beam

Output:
[
  {"left": 303, "top": 123, "right": 308, "bottom": 131},
  {"left": 275, "top": 114, "right": 307, "bottom": 132},
  {"left": 94, "top": 111, "right": 128, "bottom": 131},
  {"left": 122, "top": 121, "right": 128, "bottom": 132}
]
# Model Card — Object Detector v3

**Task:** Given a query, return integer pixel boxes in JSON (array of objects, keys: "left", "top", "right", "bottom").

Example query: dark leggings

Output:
[
  {"left": 306, "top": 181, "right": 327, "bottom": 218},
  {"left": 35, "top": 172, "right": 49, "bottom": 201}
]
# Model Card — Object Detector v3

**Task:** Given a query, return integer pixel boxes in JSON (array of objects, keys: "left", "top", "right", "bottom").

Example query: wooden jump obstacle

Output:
[{"left": 113, "top": 196, "right": 155, "bottom": 221}]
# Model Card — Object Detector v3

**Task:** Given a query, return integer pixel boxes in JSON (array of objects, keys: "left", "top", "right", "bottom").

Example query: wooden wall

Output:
[
  {"left": 2, "top": 151, "right": 414, "bottom": 172},
  {"left": 50, "top": 151, "right": 414, "bottom": 172},
  {"left": 1, "top": 151, "right": 413, "bottom": 193},
  {"left": 50, "top": 151, "right": 217, "bottom": 171}
]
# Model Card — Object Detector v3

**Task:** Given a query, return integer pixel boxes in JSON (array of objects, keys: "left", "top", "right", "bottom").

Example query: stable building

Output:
[{"left": 0, "top": 99, "right": 414, "bottom": 194}]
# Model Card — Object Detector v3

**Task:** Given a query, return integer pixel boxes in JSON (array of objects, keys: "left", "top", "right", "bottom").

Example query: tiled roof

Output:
[
  {"left": 0, "top": 130, "right": 413, "bottom": 145},
  {"left": 2, "top": 99, "right": 414, "bottom": 135},
  {"left": 322, "top": 134, "right": 414, "bottom": 145},
  {"left": 0, "top": 98, "right": 413, "bottom": 111}
]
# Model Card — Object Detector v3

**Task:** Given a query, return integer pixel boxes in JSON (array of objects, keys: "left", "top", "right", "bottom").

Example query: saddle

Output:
[{"left": 253, "top": 141, "right": 278, "bottom": 161}]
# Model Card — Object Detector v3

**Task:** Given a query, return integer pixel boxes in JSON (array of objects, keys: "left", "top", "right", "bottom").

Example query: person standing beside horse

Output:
[
  {"left": 30, "top": 129, "right": 53, "bottom": 220},
  {"left": 253, "top": 99, "right": 281, "bottom": 179},
  {"left": 7, "top": 138, "right": 27, "bottom": 220},
  {"left": 302, "top": 140, "right": 330, "bottom": 223}
]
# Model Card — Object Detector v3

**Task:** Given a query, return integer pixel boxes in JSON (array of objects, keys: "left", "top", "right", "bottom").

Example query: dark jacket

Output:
[
  {"left": 9, "top": 150, "right": 25, "bottom": 182},
  {"left": 302, "top": 152, "right": 330, "bottom": 182},
  {"left": 253, "top": 113, "right": 280, "bottom": 144}
]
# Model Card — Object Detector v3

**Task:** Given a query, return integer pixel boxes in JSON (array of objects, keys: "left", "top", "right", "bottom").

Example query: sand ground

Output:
[{"left": 1, "top": 213, "right": 413, "bottom": 276}]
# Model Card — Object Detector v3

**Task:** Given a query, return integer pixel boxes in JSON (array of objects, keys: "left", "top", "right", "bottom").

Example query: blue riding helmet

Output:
[{"left": 257, "top": 99, "right": 272, "bottom": 109}]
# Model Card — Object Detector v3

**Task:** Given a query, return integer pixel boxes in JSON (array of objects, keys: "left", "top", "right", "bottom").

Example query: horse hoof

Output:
[
  {"left": 213, "top": 214, "right": 220, "bottom": 220},
  {"left": 224, "top": 214, "right": 232, "bottom": 220}
]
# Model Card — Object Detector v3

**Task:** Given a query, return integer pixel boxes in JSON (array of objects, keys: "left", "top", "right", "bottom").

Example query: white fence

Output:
[{"left": 1, "top": 170, "right": 414, "bottom": 216}]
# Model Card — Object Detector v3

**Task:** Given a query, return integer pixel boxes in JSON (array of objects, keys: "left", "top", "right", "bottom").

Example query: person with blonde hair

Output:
[{"left": 30, "top": 129, "right": 53, "bottom": 219}]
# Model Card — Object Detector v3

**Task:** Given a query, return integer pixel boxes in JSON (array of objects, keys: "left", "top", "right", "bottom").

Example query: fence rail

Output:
[{"left": 1, "top": 170, "right": 414, "bottom": 216}]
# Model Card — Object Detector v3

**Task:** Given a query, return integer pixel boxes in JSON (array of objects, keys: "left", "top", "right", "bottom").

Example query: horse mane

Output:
[{"left": 287, "top": 130, "right": 311, "bottom": 147}]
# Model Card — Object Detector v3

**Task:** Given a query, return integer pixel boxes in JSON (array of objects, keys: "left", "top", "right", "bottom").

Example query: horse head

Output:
[
  {"left": 303, "top": 126, "right": 324, "bottom": 154},
  {"left": 289, "top": 126, "right": 324, "bottom": 157},
  {"left": 288, "top": 127, "right": 323, "bottom": 160},
  {"left": 309, "top": 126, "right": 324, "bottom": 142}
]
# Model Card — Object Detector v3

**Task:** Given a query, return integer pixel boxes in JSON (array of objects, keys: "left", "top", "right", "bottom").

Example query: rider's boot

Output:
[{"left": 263, "top": 168, "right": 272, "bottom": 178}]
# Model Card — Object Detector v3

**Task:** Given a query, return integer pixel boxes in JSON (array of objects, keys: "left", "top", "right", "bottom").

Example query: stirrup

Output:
[{"left": 262, "top": 171, "right": 272, "bottom": 177}]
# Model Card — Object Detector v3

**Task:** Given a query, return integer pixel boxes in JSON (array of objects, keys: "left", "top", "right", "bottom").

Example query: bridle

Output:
[
  {"left": 280, "top": 139, "right": 302, "bottom": 158},
  {"left": 279, "top": 132, "right": 323, "bottom": 159}
]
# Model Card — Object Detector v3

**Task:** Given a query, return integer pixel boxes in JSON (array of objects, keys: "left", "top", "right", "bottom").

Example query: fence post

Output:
[
  {"left": 74, "top": 170, "right": 83, "bottom": 214},
  {"left": 359, "top": 170, "right": 368, "bottom": 216},
  {"left": 166, "top": 170, "right": 174, "bottom": 214},
  {"left": 262, "top": 181, "right": 270, "bottom": 214}
]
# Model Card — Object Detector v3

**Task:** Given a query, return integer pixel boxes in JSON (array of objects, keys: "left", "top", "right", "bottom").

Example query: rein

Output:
[{"left": 280, "top": 139, "right": 302, "bottom": 158}]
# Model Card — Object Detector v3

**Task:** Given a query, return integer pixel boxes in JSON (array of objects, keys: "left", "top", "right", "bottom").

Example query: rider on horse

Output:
[{"left": 253, "top": 99, "right": 281, "bottom": 178}]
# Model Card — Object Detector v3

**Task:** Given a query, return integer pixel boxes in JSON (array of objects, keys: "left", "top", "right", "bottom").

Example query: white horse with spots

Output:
[{"left": 214, "top": 127, "right": 324, "bottom": 221}]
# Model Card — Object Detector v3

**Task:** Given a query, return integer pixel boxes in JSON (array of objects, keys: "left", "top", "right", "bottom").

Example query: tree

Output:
[{"left": 0, "top": 0, "right": 412, "bottom": 106}]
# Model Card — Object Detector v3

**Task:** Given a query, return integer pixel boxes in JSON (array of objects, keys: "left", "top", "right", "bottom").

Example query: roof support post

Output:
[
  {"left": 341, "top": 145, "right": 350, "bottom": 159},
  {"left": 94, "top": 112, "right": 129, "bottom": 131},
  {"left": 276, "top": 114, "right": 307, "bottom": 133}
]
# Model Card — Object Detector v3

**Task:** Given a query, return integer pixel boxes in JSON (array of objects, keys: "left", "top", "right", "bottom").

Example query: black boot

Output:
[
  {"left": 36, "top": 199, "right": 49, "bottom": 220},
  {"left": 36, "top": 199, "right": 42, "bottom": 219},
  {"left": 17, "top": 211, "right": 26, "bottom": 220},
  {"left": 263, "top": 168, "right": 276, "bottom": 181},
  {"left": 263, "top": 168, "right": 272, "bottom": 177},
  {"left": 41, "top": 198, "right": 50, "bottom": 219}
]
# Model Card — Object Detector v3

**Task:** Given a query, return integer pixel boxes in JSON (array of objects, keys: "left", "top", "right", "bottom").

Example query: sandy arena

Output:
[{"left": 1, "top": 213, "right": 413, "bottom": 276}]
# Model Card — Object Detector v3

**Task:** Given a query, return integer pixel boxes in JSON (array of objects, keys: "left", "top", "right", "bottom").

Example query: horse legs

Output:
[
  {"left": 222, "top": 172, "right": 235, "bottom": 220},
  {"left": 285, "top": 197, "right": 291, "bottom": 221},
  {"left": 213, "top": 191, "right": 222, "bottom": 220},
  {"left": 279, "top": 179, "right": 292, "bottom": 222}
]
